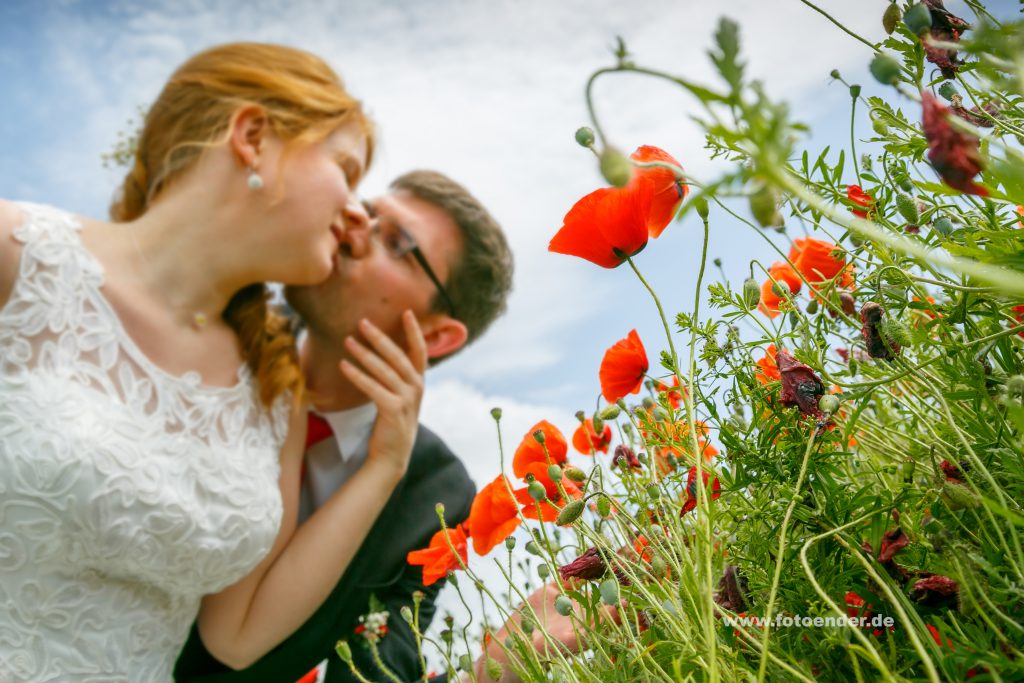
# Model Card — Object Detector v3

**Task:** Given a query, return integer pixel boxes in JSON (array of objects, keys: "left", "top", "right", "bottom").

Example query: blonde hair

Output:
[{"left": 110, "top": 42, "right": 374, "bottom": 407}]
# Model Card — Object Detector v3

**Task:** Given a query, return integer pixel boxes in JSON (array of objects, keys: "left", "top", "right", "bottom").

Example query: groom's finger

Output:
[
  {"left": 402, "top": 310, "right": 428, "bottom": 374},
  {"left": 344, "top": 335, "right": 403, "bottom": 393},
  {"left": 357, "top": 318, "right": 422, "bottom": 385}
]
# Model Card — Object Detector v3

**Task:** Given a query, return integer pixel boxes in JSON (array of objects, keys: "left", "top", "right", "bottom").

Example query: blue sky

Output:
[{"left": 1, "top": 0, "right": 1016, "bottom": 487}]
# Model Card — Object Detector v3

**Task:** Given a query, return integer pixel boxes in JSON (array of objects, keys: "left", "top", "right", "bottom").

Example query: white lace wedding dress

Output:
[{"left": 0, "top": 203, "right": 290, "bottom": 682}]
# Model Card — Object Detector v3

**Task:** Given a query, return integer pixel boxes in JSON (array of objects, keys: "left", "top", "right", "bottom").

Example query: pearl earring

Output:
[{"left": 247, "top": 167, "right": 264, "bottom": 191}]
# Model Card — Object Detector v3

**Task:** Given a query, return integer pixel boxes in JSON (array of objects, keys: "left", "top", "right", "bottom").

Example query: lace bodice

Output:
[{"left": 0, "top": 203, "right": 289, "bottom": 682}]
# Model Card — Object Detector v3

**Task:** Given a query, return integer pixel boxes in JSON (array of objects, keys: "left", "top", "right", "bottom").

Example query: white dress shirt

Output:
[{"left": 298, "top": 402, "right": 378, "bottom": 524}]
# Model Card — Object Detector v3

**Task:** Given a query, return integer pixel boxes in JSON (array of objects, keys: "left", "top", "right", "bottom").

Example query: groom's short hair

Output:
[{"left": 390, "top": 170, "right": 513, "bottom": 364}]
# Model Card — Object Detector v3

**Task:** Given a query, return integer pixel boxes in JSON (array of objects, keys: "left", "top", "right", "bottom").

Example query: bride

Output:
[{"left": 0, "top": 42, "right": 425, "bottom": 681}]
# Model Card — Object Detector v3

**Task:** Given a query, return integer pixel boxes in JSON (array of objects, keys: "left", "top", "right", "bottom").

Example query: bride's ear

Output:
[
  {"left": 228, "top": 105, "right": 269, "bottom": 168},
  {"left": 422, "top": 316, "right": 469, "bottom": 361}
]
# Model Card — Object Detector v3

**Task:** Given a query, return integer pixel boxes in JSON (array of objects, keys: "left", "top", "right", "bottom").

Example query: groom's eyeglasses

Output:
[{"left": 368, "top": 218, "right": 458, "bottom": 318}]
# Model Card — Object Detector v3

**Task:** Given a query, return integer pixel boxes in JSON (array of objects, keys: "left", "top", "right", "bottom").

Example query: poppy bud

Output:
[
  {"left": 882, "top": 2, "right": 901, "bottom": 34},
  {"left": 695, "top": 196, "right": 710, "bottom": 219},
  {"left": 652, "top": 407, "right": 668, "bottom": 422},
  {"left": 933, "top": 217, "right": 955, "bottom": 235},
  {"left": 893, "top": 174, "right": 914, "bottom": 192},
  {"left": 597, "top": 496, "right": 612, "bottom": 518},
  {"left": 830, "top": 69, "right": 841, "bottom": 80},
  {"left": 599, "top": 578, "right": 620, "bottom": 606},
  {"left": 554, "top": 594, "right": 574, "bottom": 616},
  {"left": 335, "top": 640, "right": 353, "bottom": 663},
  {"left": 525, "top": 540, "right": 542, "bottom": 555},
  {"left": 459, "top": 654, "right": 473, "bottom": 672},
  {"left": 401, "top": 606, "right": 413, "bottom": 623},
  {"left": 771, "top": 280, "right": 791, "bottom": 298},
  {"left": 486, "top": 658, "right": 504, "bottom": 682},
  {"left": 548, "top": 464, "right": 563, "bottom": 483},
  {"left": 599, "top": 404, "right": 621, "bottom": 420},
  {"left": 880, "top": 314, "right": 912, "bottom": 348},
  {"left": 600, "top": 148, "right": 633, "bottom": 188},
  {"left": 592, "top": 414, "right": 605, "bottom": 435},
  {"left": 870, "top": 53, "right": 902, "bottom": 86},
  {"left": 1007, "top": 375, "right": 1024, "bottom": 396},
  {"left": 575, "top": 126, "right": 596, "bottom": 148},
  {"left": 742, "top": 277, "right": 760, "bottom": 309},
  {"left": 806, "top": 299, "right": 819, "bottom": 315},
  {"left": 651, "top": 555, "right": 668, "bottom": 577},
  {"left": 647, "top": 484, "right": 661, "bottom": 500},
  {"left": 564, "top": 466, "right": 587, "bottom": 483},
  {"left": 556, "top": 499, "right": 585, "bottom": 525},
  {"left": 713, "top": 257, "right": 722, "bottom": 268},
  {"left": 938, "top": 82, "right": 957, "bottom": 101},
  {"left": 440, "top": 628, "right": 452, "bottom": 644},
  {"left": 749, "top": 183, "right": 783, "bottom": 228},
  {"left": 528, "top": 480, "right": 547, "bottom": 501},
  {"left": 895, "top": 192, "right": 920, "bottom": 224},
  {"left": 447, "top": 571, "right": 458, "bottom": 587},
  {"left": 505, "top": 536, "right": 517, "bottom": 551},
  {"left": 818, "top": 394, "right": 841, "bottom": 415},
  {"left": 532, "top": 429, "right": 545, "bottom": 445},
  {"left": 435, "top": 502, "right": 445, "bottom": 517},
  {"left": 574, "top": 410, "right": 586, "bottom": 423},
  {"left": 490, "top": 407, "right": 502, "bottom": 421},
  {"left": 903, "top": 3, "right": 932, "bottom": 35},
  {"left": 940, "top": 481, "right": 980, "bottom": 510},
  {"left": 849, "top": 84, "right": 861, "bottom": 99},
  {"left": 538, "top": 564, "right": 550, "bottom": 579},
  {"left": 521, "top": 616, "right": 535, "bottom": 635}
]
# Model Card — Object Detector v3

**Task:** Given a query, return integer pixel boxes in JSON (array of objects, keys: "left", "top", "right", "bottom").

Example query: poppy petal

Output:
[
  {"left": 630, "top": 146, "right": 687, "bottom": 237},
  {"left": 599, "top": 329, "right": 649, "bottom": 403}
]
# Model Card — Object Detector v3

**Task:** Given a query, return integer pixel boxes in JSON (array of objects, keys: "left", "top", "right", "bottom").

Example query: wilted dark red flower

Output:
[
  {"left": 776, "top": 349, "right": 825, "bottom": 418},
  {"left": 612, "top": 444, "right": 641, "bottom": 469},
  {"left": 558, "top": 546, "right": 609, "bottom": 581},
  {"left": 599, "top": 329, "right": 649, "bottom": 403},
  {"left": 680, "top": 465, "right": 721, "bottom": 516},
  {"left": 911, "top": 574, "right": 960, "bottom": 608},
  {"left": 922, "top": 90, "right": 988, "bottom": 196},
  {"left": 939, "top": 459, "right": 970, "bottom": 484},
  {"left": 572, "top": 418, "right": 613, "bottom": 454},
  {"left": 467, "top": 475, "right": 522, "bottom": 556},
  {"left": 878, "top": 527, "right": 909, "bottom": 562},
  {"left": 861, "top": 302, "right": 901, "bottom": 360},
  {"left": 922, "top": 0, "right": 970, "bottom": 79},
  {"left": 758, "top": 261, "right": 803, "bottom": 318},
  {"left": 847, "top": 185, "right": 873, "bottom": 219},
  {"left": 714, "top": 565, "right": 749, "bottom": 613},
  {"left": 951, "top": 98, "right": 1000, "bottom": 128}
]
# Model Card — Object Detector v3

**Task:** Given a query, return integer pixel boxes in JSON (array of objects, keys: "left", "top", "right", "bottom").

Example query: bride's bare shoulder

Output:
[{"left": 0, "top": 199, "right": 27, "bottom": 310}]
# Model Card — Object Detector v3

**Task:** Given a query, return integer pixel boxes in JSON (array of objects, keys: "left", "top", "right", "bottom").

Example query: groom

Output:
[{"left": 174, "top": 170, "right": 514, "bottom": 683}]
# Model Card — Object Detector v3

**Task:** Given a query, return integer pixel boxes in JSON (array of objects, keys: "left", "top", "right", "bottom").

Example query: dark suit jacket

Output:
[{"left": 174, "top": 425, "right": 475, "bottom": 683}]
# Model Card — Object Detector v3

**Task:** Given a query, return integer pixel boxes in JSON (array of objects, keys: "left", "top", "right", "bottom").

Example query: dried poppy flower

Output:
[
  {"left": 939, "top": 459, "right": 970, "bottom": 483},
  {"left": 758, "top": 261, "right": 803, "bottom": 318},
  {"left": 922, "top": 0, "right": 970, "bottom": 79},
  {"left": 878, "top": 527, "right": 909, "bottom": 562},
  {"left": 680, "top": 465, "right": 721, "bottom": 515},
  {"left": 911, "top": 574, "right": 959, "bottom": 608},
  {"left": 467, "top": 475, "right": 522, "bottom": 556},
  {"left": 631, "top": 145, "right": 688, "bottom": 237},
  {"left": 558, "top": 546, "right": 608, "bottom": 581},
  {"left": 714, "top": 565, "right": 749, "bottom": 613},
  {"left": 613, "top": 444, "right": 641, "bottom": 469},
  {"left": 755, "top": 344, "right": 781, "bottom": 385},
  {"left": 951, "top": 97, "right": 1000, "bottom": 128},
  {"left": 599, "top": 329, "right": 649, "bottom": 403},
  {"left": 861, "top": 302, "right": 901, "bottom": 360},
  {"left": 406, "top": 524, "right": 469, "bottom": 586},
  {"left": 572, "top": 418, "right": 613, "bottom": 454},
  {"left": 847, "top": 184, "right": 874, "bottom": 219},
  {"left": 776, "top": 349, "right": 825, "bottom": 417},
  {"left": 921, "top": 90, "right": 988, "bottom": 196},
  {"left": 512, "top": 420, "right": 568, "bottom": 480}
]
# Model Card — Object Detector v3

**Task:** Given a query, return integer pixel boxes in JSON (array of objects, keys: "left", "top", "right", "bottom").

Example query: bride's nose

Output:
[{"left": 339, "top": 200, "right": 371, "bottom": 258}]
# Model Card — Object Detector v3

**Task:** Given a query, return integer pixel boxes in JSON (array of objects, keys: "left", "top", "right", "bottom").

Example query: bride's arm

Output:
[{"left": 197, "top": 311, "right": 427, "bottom": 669}]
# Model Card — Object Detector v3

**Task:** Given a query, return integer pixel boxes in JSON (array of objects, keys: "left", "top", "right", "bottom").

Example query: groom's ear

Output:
[
  {"left": 421, "top": 315, "right": 469, "bottom": 361},
  {"left": 228, "top": 104, "right": 269, "bottom": 167}
]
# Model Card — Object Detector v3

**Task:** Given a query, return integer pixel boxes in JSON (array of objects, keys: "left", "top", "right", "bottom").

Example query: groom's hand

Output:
[{"left": 339, "top": 310, "right": 427, "bottom": 478}]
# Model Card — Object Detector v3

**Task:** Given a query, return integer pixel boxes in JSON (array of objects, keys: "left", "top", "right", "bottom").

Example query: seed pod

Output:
[
  {"left": 870, "top": 53, "right": 901, "bottom": 86},
  {"left": 490, "top": 407, "right": 502, "bottom": 421},
  {"left": 940, "top": 481, "right": 980, "bottom": 510},
  {"left": 521, "top": 616, "right": 535, "bottom": 635},
  {"left": 849, "top": 84, "right": 862, "bottom": 99},
  {"left": 556, "top": 499, "right": 585, "bottom": 526},
  {"left": 646, "top": 484, "right": 661, "bottom": 500},
  {"left": 882, "top": 2, "right": 901, "bottom": 34},
  {"left": 525, "top": 540, "right": 542, "bottom": 555},
  {"left": 532, "top": 429, "right": 546, "bottom": 444},
  {"left": 538, "top": 564, "right": 550, "bottom": 579},
  {"left": 694, "top": 196, "right": 710, "bottom": 219},
  {"left": 771, "top": 280, "right": 791, "bottom": 298},
  {"left": 749, "top": 183, "right": 783, "bottom": 228},
  {"left": 547, "top": 464, "right": 563, "bottom": 484},
  {"left": 401, "top": 606, "right": 413, "bottom": 623},
  {"left": 818, "top": 394, "right": 841, "bottom": 415},
  {"left": 564, "top": 466, "right": 587, "bottom": 483},
  {"left": 486, "top": 658, "right": 504, "bottom": 682},
  {"left": 880, "top": 314, "right": 912, "bottom": 348},
  {"left": 505, "top": 536, "right": 517, "bottom": 551},
  {"left": 938, "top": 82, "right": 958, "bottom": 101},
  {"left": 440, "top": 628, "right": 453, "bottom": 644},
  {"left": 599, "top": 578, "right": 620, "bottom": 606},
  {"left": 459, "top": 654, "right": 473, "bottom": 672},
  {"left": 742, "top": 277, "right": 760, "bottom": 309},
  {"left": 830, "top": 69, "right": 841, "bottom": 80},
  {"left": 806, "top": 299, "right": 819, "bottom": 315},
  {"left": 903, "top": 3, "right": 932, "bottom": 35},
  {"left": 651, "top": 555, "right": 668, "bottom": 577},
  {"left": 554, "top": 594, "right": 574, "bottom": 616},
  {"left": 592, "top": 414, "right": 604, "bottom": 435},
  {"left": 575, "top": 126, "right": 596, "bottom": 148},
  {"left": 600, "top": 148, "right": 633, "bottom": 187},
  {"left": 597, "top": 496, "right": 612, "bottom": 518},
  {"left": 527, "top": 480, "right": 547, "bottom": 502},
  {"left": 335, "top": 640, "right": 353, "bottom": 663},
  {"left": 895, "top": 192, "right": 920, "bottom": 224},
  {"left": 599, "top": 404, "right": 622, "bottom": 420}
]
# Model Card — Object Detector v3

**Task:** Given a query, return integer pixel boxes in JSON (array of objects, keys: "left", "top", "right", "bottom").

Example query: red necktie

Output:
[{"left": 305, "top": 412, "right": 334, "bottom": 450}]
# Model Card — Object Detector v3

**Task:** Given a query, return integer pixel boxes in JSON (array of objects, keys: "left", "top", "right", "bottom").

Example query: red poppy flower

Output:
[
  {"left": 758, "top": 261, "right": 803, "bottom": 318},
  {"left": 680, "top": 465, "right": 721, "bottom": 515},
  {"left": 599, "top": 329, "right": 649, "bottom": 403},
  {"left": 755, "top": 344, "right": 780, "bottom": 385},
  {"left": 631, "top": 145, "right": 688, "bottom": 238},
  {"left": 1012, "top": 305, "right": 1024, "bottom": 337},
  {"left": 549, "top": 180, "right": 655, "bottom": 268},
  {"left": 513, "top": 463, "right": 582, "bottom": 522},
  {"left": 927, "top": 624, "right": 954, "bottom": 649},
  {"left": 512, "top": 420, "right": 568, "bottom": 481},
  {"left": 921, "top": 90, "right": 988, "bottom": 196},
  {"left": 847, "top": 185, "right": 873, "bottom": 219},
  {"left": 466, "top": 475, "right": 522, "bottom": 556},
  {"left": 406, "top": 524, "right": 469, "bottom": 586},
  {"left": 776, "top": 349, "right": 825, "bottom": 418},
  {"left": 572, "top": 418, "right": 612, "bottom": 454},
  {"left": 656, "top": 376, "right": 686, "bottom": 409},
  {"left": 789, "top": 238, "right": 849, "bottom": 293}
]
